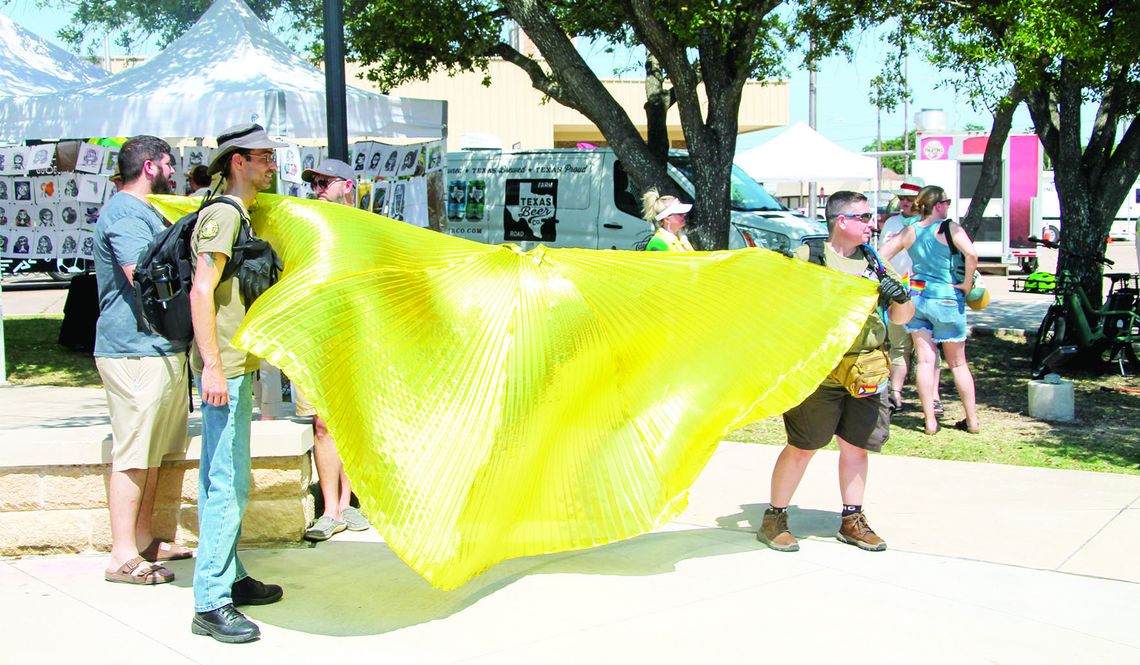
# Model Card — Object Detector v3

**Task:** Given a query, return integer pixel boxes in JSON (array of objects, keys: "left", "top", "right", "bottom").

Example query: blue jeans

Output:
[{"left": 193, "top": 372, "right": 254, "bottom": 613}]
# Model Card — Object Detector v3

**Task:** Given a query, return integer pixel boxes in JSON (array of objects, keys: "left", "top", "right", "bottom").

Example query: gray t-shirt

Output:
[{"left": 93, "top": 192, "right": 187, "bottom": 357}]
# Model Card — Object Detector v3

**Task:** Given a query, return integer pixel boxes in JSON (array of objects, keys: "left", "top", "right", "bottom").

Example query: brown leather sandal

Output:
[
  {"left": 140, "top": 539, "right": 193, "bottom": 562},
  {"left": 953, "top": 418, "right": 980, "bottom": 434},
  {"left": 104, "top": 556, "right": 175, "bottom": 585}
]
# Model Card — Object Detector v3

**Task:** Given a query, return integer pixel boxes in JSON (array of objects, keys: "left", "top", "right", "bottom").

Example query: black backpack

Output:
[{"left": 133, "top": 197, "right": 281, "bottom": 343}]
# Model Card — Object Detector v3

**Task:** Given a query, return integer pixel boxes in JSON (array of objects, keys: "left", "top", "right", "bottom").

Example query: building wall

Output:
[{"left": 349, "top": 59, "right": 788, "bottom": 151}]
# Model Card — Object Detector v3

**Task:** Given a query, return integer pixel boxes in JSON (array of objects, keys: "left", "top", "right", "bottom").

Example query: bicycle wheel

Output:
[{"left": 1031, "top": 307, "right": 1066, "bottom": 379}]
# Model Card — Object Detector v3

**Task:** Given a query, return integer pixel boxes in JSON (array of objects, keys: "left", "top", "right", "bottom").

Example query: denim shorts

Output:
[{"left": 906, "top": 295, "right": 967, "bottom": 343}]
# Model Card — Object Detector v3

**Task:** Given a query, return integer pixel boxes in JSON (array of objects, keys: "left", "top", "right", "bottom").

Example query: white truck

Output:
[
  {"left": 912, "top": 131, "right": 1042, "bottom": 273},
  {"left": 445, "top": 148, "right": 827, "bottom": 252},
  {"left": 1033, "top": 172, "right": 1139, "bottom": 243}
]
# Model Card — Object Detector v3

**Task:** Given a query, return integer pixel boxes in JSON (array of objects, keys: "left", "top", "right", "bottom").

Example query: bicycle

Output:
[{"left": 1021, "top": 236, "right": 1140, "bottom": 378}]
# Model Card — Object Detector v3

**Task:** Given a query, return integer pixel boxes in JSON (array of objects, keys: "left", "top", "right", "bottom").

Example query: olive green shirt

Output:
[
  {"left": 795, "top": 242, "right": 896, "bottom": 354},
  {"left": 190, "top": 196, "right": 261, "bottom": 379}
]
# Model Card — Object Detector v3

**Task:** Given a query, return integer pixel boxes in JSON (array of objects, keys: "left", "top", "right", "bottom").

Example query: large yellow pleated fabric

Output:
[{"left": 152, "top": 194, "right": 877, "bottom": 589}]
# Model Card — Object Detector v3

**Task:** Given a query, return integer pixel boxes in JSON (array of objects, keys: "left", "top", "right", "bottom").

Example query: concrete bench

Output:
[{"left": 0, "top": 385, "right": 314, "bottom": 556}]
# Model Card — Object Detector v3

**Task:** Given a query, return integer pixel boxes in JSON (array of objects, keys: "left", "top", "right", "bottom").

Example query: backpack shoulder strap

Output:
[
  {"left": 806, "top": 237, "right": 826, "bottom": 266},
  {"left": 859, "top": 243, "right": 888, "bottom": 280},
  {"left": 939, "top": 220, "right": 961, "bottom": 256},
  {"left": 196, "top": 197, "right": 251, "bottom": 282}
]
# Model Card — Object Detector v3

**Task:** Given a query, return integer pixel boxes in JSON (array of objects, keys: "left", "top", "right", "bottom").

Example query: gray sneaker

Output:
[
  {"left": 304, "top": 515, "right": 346, "bottom": 542},
  {"left": 341, "top": 506, "right": 371, "bottom": 531}
]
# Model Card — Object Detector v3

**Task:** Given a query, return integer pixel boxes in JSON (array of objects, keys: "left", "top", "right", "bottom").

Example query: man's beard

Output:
[{"left": 150, "top": 172, "right": 173, "bottom": 195}]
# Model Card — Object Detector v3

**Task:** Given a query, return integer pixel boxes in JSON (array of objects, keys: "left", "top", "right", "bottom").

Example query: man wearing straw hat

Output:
[{"left": 188, "top": 123, "right": 286, "bottom": 644}]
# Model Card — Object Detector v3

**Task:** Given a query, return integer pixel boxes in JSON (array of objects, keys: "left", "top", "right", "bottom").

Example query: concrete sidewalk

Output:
[{"left": 3, "top": 435, "right": 1138, "bottom": 663}]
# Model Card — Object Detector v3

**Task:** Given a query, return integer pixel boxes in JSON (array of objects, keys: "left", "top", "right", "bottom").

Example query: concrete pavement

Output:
[
  {"left": 2, "top": 418, "right": 1139, "bottom": 663},
  {"left": 3, "top": 245, "right": 1139, "bottom": 662}
]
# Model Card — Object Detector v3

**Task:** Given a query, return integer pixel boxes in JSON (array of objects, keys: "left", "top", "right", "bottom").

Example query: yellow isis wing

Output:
[{"left": 151, "top": 194, "right": 876, "bottom": 590}]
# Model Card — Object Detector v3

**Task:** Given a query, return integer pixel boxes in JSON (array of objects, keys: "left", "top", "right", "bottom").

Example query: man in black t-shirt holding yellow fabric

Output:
[
  {"left": 758, "top": 191, "right": 914, "bottom": 554},
  {"left": 188, "top": 123, "right": 286, "bottom": 644}
]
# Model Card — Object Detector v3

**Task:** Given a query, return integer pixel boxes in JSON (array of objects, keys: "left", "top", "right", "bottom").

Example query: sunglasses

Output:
[
  {"left": 832, "top": 212, "right": 875, "bottom": 223},
  {"left": 938, "top": 198, "right": 952, "bottom": 205},
  {"left": 244, "top": 152, "right": 276, "bottom": 165},
  {"left": 312, "top": 177, "right": 342, "bottom": 190}
]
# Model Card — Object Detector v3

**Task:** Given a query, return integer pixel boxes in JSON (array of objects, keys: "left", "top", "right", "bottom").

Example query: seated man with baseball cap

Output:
[{"left": 295, "top": 158, "right": 372, "bottom": 542}]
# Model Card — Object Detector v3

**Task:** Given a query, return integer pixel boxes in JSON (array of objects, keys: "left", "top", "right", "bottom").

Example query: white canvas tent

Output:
[
  {"left": 734, "top": 122, "right": 877, "bottom": 182},
  {"left": 0, "top": 0, "right": 444, "bottom": 142},
  {"left": 0, "top": 13, "right": 106, "bottom": 97}
]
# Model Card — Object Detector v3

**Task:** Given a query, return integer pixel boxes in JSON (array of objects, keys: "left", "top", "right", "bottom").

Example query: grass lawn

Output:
[
  {"left": 729, "top": 334, "right": 1140, "bottom": 476},
  {"left": 2, "top": 315, "right": 101, "bottom": 387},
  {"left": 5, "top": 316, "right": 1140, "bottom": 475}
]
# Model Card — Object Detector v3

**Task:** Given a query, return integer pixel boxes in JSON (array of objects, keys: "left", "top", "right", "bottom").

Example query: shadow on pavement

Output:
[{"left": 160, "top": 523, "right": 773, "bottom": 637}]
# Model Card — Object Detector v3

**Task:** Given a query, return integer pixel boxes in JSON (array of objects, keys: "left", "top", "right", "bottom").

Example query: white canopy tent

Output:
[
  {"left": 0, "top": 0, "right": 445, "bottom": 142},
  {"left": 734, "top": 122, "right": 877, "bottom": 182},
  {"left": 1, "top": 13, "right": 108, "bottom": 384},
  {"left": 0, "top": 13, "right": 106, "bottom": 98}
]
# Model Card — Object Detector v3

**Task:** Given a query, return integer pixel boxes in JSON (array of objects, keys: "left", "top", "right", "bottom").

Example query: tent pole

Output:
[
  {"left": 1, "top": 278, "right": 7, "bottom": 384},
  {"left": 323, "top": 0, "right": 349, "bottom": 161}
]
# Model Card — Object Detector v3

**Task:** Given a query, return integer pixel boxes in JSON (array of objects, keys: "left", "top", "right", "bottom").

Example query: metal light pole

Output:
[
  {"left": 323, "top": 0, "right": 348, "bottom": 161},
  {"left": 807, "top": 39, "right": 818, "bottom": 221}
]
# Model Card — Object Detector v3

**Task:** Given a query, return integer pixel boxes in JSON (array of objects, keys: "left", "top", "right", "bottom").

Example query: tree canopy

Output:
[{"left": 48, "top": 0, "right": 800, "bottom": 249}]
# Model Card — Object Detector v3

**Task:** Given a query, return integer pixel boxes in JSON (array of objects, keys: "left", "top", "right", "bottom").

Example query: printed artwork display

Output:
[
  {"left": 182, "top": 147, "right": 210, "bottom": 173},
  {"left": 60, "top": 203, "right": 79, "bottom": 225},
  {"left": 101, "top": 147, "right": 120, "bottom": 176},
  {"left": 397, "top": 146, "right": 421, "bottom": 177},
  {"left": 36, "top": 206, "right": 56, "bottom": 227},
  {"left": 27, "top": 145, "right": 55, "bottom": 171},
  {"left": 60, "top": 173, "right": 80, "bottom": 198},
  {"left": 389, "top": 181, "right": 406, "bottom": 221},
  {"left": 74, "top": 143, "right": 104, "bottom": 174},
  {"left": 277, "top": 145, "right": 302, "bottom": 184},
  {"left": 77, "top": 174, "right": 106, "bottom": 203},
  {"left": 8, "top": 147, "right": 29, "bottom": 175},
  {"left": 36, "top": 176, "right": 59, "bottom": 205},
  {"left": 379, "top": 146, "right": 400, "bottom": 177},
  {"left": 78, "top": 229, "right": 96, "bottom": 259},
  {"left": 425, "top": 141, "right": 444, "bottom": 173},
  {"left": 12, "top": 178, "right": 34, "bottom": 203},
  {"left": 59, "top": 229, "right": 80, "bottom": 259},
  {"left": 371, "top": 181, "right": 389, "bottom": 216},
  {"left": 299, "top": 147, "right": 320, "bottom": 175},
  {"left": 0, "top": 179, "right": 8, "bottom": 202}
]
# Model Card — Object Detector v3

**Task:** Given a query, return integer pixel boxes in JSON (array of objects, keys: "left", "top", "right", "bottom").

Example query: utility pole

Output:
[
  {"left": 903, "top": 55, "right": 910, "bottom": 175},
  {"left": 807, "top": 38, "right": 818, "bottom": 221},
  {"left": 323, "top": 0, "right": 348, "bottom": 161}
]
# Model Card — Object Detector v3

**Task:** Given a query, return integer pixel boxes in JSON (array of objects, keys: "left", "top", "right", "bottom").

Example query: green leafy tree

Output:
[
  {"left": 49, "top": 0, "right": 807, "bottom": 250},
  {"left": 861, "top": 130, "right": 916, "bottom": 175},
  {"left": 813, "top": 0, "right": 1140, "bottom": 302}
]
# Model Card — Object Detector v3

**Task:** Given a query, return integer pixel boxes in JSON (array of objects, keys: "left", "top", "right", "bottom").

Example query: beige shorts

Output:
[
  {"left": 293, "top": 384, "right": 316, "bottom": 418},
  {"left": 887, "top": 322, "right": 913, "bottom": 367},
  {"left": 96, "top": 354, "right": 190, "bottom": 471}
]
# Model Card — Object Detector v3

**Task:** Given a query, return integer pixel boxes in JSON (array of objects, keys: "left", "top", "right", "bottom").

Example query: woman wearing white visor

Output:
[{"left": 641, "top": 188, "right": 695, "bottom": 252}]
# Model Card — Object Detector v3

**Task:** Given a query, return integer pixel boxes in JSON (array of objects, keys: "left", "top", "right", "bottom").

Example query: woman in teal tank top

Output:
[{"left": 879, "top": 185, "right": 981, "bottom": 435}]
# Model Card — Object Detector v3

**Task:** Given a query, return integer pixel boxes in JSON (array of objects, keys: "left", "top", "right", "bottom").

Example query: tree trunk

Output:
[
  {"left": 961, "top": 86, "right": 1023, "bottom": 238},
  {"left": 1026, "top": 61, "right": 1140, "bottom": 306},
  {"left": 501, "top": 0, "right": 676, "bottom": 198}
]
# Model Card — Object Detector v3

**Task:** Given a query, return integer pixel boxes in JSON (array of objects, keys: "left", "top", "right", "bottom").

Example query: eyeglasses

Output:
[
  {"left": 244, "top": 152, "right": 276, "bottom": 165},
  {"left": 312, "top": 177, "right": 342, "bottom": 190},
  {"left": 831, "top": 212, "right": 875, "bottom": 223}
]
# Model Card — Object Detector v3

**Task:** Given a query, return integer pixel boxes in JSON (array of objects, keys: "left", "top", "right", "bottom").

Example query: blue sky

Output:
[{"left": 3, "top": 0, "right": 1068, "bottom": 153}]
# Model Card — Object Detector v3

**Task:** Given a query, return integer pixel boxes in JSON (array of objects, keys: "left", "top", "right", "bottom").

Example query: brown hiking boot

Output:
[
  {"left": 837, "top": 512, "right": 887, "bottom": 551},
  {"left": 757, "top": 509, "right": 799, "bottom": 552}
]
